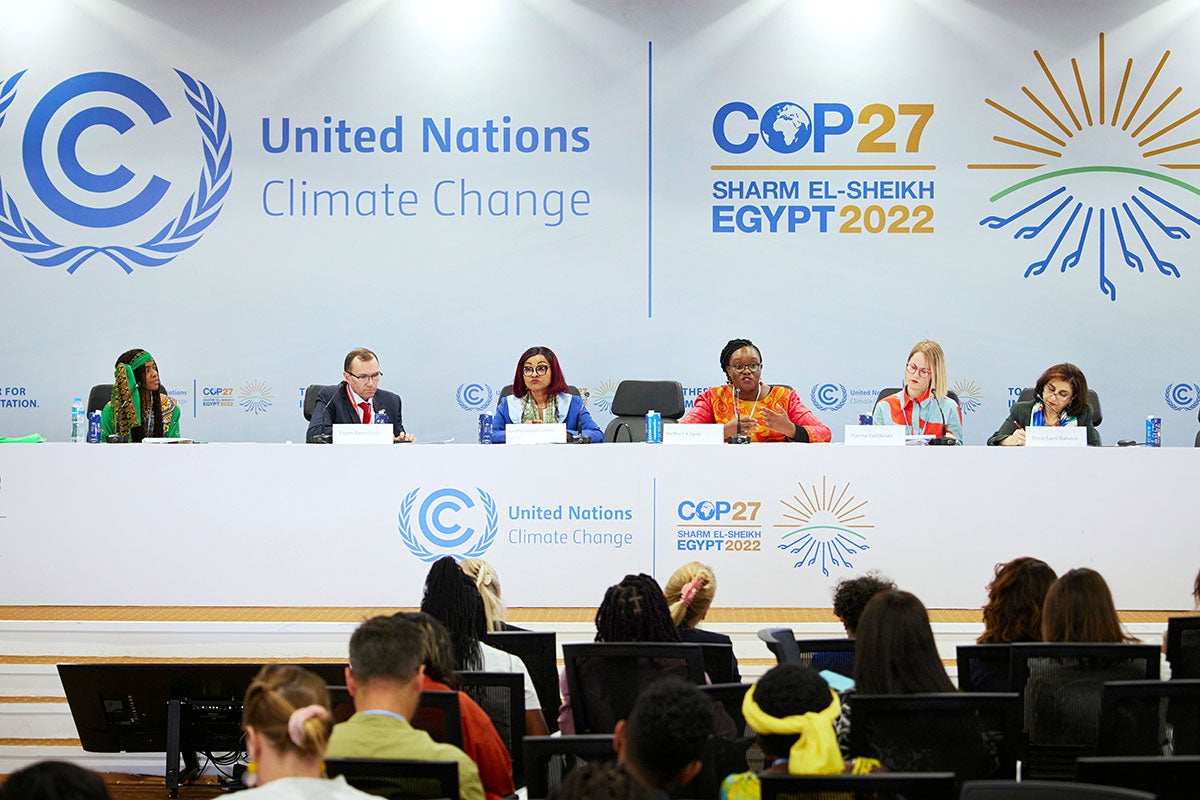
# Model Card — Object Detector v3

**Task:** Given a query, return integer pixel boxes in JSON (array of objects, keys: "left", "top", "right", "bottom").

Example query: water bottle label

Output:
[
  {"left": 478, "top": 413, "right": 493, "bottom": 444},
  {"left": 87, "top": 411, "right": 102, "bottom": 444},
  {"left": 374, "top": 408, "right": 389, "bottom": 425}
]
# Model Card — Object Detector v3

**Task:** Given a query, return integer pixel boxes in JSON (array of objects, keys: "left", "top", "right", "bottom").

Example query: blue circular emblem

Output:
[
  {"left": 398, "top": 487, "right": 498, "bottom": 562},
  {"left": 457, "top": 383, "right": 494, "bottom": 412},
  {"left": 810, "top": 383, "right": 848, "bottom": 412},
  {"left": 759, "top": 102, "right": 812, "bottom": 154}
]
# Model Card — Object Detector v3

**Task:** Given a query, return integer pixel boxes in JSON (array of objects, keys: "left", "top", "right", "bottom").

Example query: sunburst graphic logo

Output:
[
  {"left": 774, "top": 477, "right": 873, "bottom": 577},
  {"left": 239, "top": 379, "right": 272, "bottom": 415},
  {"left": 971, "top": 33, "right": 1199, "bottom": 301},
  {"left": 951, "top": 379, "right": 983, "bottom": 414},
  {"left": 591, "top": 380, "right": 618, "bottom": 414}
]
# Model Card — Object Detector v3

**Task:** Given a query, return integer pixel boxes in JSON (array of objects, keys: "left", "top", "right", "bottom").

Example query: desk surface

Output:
[{"left": 0, "top": 443, "right": 1194, "bottom": 609}]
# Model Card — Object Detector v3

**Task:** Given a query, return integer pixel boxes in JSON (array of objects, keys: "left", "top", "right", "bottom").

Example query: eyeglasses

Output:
[
  {"left": 523, "top": 364, "right": 550, "bottom": 376},
  {"left": 1043, "top": 386, "right": 1072, "bottom": 400},
  {"left": 728, "top": 363, "right": 761, "bottom": 373},
  {"left": 348, "top": 372, "right": 383, "bottom": 383},
  {"left": 905, "top": 362, "right": 931, "bottom": 378}
]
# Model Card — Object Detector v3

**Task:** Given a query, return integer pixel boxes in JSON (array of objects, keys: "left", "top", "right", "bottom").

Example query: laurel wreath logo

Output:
[
  {"left": 398, "top": 487, "right": 498, "bottom": 562},
  {"left": 0, "top": 69, "right": 232, "bottom": 273}
]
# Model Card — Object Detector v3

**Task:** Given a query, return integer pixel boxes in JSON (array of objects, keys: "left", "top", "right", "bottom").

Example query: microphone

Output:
[
  {"left": 727, "top": 377, "right": 751, "bottom": 444},
  {"left": 927, "top": 385, "right": 958, "bottom": 446}
]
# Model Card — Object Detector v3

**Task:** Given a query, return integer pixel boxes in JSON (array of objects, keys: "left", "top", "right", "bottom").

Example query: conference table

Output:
[{"left": 0, "top": 442, "right": 1193, "bottom": 611}]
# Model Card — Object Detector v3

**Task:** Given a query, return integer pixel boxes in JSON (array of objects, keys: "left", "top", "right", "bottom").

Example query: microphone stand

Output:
[{"left": 726, "top": 380, "right": 752, "bottom": 444}]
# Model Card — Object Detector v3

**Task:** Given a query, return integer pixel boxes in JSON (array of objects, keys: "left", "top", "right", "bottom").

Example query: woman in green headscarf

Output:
[{"left": 100, "top": 349, "right": 181, "bottom": 442}]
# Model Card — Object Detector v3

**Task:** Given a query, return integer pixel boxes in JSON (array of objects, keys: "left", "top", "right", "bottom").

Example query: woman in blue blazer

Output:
[{"left": 490, "top": 346, "right": 604, "bottom": 443}]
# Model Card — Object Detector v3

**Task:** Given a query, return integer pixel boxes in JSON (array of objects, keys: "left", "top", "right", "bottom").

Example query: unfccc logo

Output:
[
  {"left": 456, "top": 383, "right": 494, "bottom": 412},
  {"left": 398, "top": 487, "right": 498, "bottom": 562},
  {"left": 1165, "top": 383, "right": 1200, "bottom": 412},
  {"left": 810, "top": 383, "right": 848, "bottom": 412},
  {"left": 0, "top": 69, "right": 231, "bottom": 273}
]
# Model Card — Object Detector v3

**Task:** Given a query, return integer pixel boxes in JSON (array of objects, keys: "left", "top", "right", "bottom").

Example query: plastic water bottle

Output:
[
  {"left": 645, "top": 410, "right": 662, "bottom": 443},
  {"left": 70, "top": 397, "right": 86, "bottom": 443},
  {"left": 478, "top": 413, "right": 493, "bottom": 443}
]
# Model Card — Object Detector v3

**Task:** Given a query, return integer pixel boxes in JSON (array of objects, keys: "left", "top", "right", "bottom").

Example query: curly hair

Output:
[
  {"left": 663, "top": 562, "right": 716, "bottom": 629},
  {"left": 623, "top": 677, "right": 714, "bottom": 788},
  {"left": 595, "top": 574, "right": 680, "bottom": 643},
  {"left": 241, "top": 665, "right": 332, "bottom": 761},
  {"left": 548, "top": 761, "right": 651, "bottom": 800},
  {"left": 750, "top": 664, "right": 837, "bottom": 762},
  {"left": 978, "top": 557, "right": 1057, "bottom": 644},
  {"left": 831, "top": 572, "right": 896, "bottom": 636},
  {"left": 420, "top": 557, "right": 487, "bottom": 670},
  {"left": 1041, "top": 568, "right": 1137, "bottom": 643},
  {"left": 853, "top": 590, "right": 955, "bottom": 694}
]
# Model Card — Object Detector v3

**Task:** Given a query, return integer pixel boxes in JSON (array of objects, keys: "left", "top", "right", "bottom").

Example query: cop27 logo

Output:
[
  {"left": 398, "top": 487, "right": 498, "bottom": 562},
  {"left": 973, "top": 34, "right": 1199, "bottom": 301},
  {"left": 0, "top": 70, "right": 231, "bottom": 273}
]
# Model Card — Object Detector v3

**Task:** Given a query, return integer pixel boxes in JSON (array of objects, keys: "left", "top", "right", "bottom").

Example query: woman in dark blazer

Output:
[{"left": 988, "top": 363, "right": 1100, "bottom": 446}]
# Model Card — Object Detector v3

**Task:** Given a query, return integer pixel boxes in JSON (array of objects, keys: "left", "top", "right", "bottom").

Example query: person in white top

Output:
[
  {"left": 420, "top": 556, "right": 550, "bottom": 736},
  {"left": 238, "top": 664, "right": 376, "bottom": 799}
]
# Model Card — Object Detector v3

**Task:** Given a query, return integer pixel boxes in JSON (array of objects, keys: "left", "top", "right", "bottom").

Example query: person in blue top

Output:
[
  {"left": 872, "top": 339, "right": 963, "bottom": 442},
  {"left": 490, "top": 346, "right": 604, "bottom": 443}
]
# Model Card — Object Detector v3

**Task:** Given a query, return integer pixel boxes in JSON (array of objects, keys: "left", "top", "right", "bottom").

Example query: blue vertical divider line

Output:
[
  {"left": 652, "top": 476, "right": 657, "bottom": 575},
  {"left": 647, "top": 40, "right": 653, "bottom": 319}
]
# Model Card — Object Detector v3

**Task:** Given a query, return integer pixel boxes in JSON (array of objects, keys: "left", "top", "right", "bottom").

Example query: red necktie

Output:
[{"left": 360, "top": 402, "right": 371, "bottom": 424}]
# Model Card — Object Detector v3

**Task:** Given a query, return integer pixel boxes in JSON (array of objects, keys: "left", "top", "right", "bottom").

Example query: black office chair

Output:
[
  {"left": 962, "top": 778, "right": 1155, "bottom": 799},
  {"left": 458, "top": 670, "right": 526, "bottom": 787},
  {"left": 1097, "top": 679, "right": 1200, "bottom": 756},
  {"left": 687, "top": 682, "right": 761, "bottom": 798},
  {"left": 957, "top": 644, "right": 1014, "bottom": 692},
  {"left": 758, "top": 772, "right": 957, "bottom": 800},
  {"left": 87, "top": 384, "right": 113, "bottom": 414},
  {"left": 848, "top": 693, "right": 1022, "bottom": 786},
  {"left": 523, "top": 734, "right": 616, "bottom": 800},
  {"left": 1077, "top": 755, "right": 1200, "bottom": 800},
  {"left": 324, "top": 757, "right": 459, "bottom": 800},
  {"left": 757, "top": 629, "right": 856, "bottom": 676},
  {"left": 562, "top": 643, "right": 706, "bottom": 733},
  {"left": 410, "top": 690, "right": 463, "bottom": 748},
  {"left": 602, "top": 380, "right": 686, "bottom": 443},
  {"left": 698, "top": 642, "right": 737, "bottom": 684},
  {"left": 1017, "top": 386, "right": 1102, "bottom": 444},
  {"left": 1010, "top": 643, "right": 1161, "bottom": 779},
  {"left": 482, "top": 630, "right": 559, "bottom": 735},
  {"left": 1165, "top": 615, "right": 1200, "bottom": 679},
  {"left": 303, "top": 383, "right": 335, "bottom": 421},
  {"left": 758, "top": 627, "right": 802, "bottom": 665}
]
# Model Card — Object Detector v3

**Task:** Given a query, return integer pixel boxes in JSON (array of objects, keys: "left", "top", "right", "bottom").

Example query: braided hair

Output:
[
  {"left": 420, "top": 557, "right": 487, "bottom": 670},
  {"left": 719, "top": 338, "right": 761, "bottom": 377},
  {"left": 594, "top": 573, "right": 680, "bottom": 643}
]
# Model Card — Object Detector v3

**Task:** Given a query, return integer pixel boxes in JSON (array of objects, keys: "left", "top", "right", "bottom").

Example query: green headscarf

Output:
[{"left": 110, "top": 350, "right": 155, "bottom": 437}]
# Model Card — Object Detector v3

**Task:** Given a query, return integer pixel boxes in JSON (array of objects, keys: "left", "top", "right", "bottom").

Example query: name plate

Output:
[
  {"left": 1025, "top": 425, "right": 1087, "bottom": 447},
  {"left": 505, "top": 423, "right": 566, "bottom": 444},
  {"left": 332, "top": 424, "right": 393, "bottom": 445},
  {"left": 844, "top": 425, "right": 906, "bottom": 446},
  {"left": 663, "top": 424, "right": 723, "bottom": 445}
]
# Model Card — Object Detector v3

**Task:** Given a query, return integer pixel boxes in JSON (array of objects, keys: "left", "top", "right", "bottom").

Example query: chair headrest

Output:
[{"left": 610, "top": 380, "right": 686, "bottom": 419}]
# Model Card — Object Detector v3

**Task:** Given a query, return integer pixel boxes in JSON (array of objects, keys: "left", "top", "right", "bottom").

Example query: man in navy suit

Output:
[{"left": 306, "top": 347, "right": 415, "bottom": 443}]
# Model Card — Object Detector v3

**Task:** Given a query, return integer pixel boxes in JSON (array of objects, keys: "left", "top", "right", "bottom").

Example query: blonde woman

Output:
[
  {"left": 872, "top": 339, "right": 963, "bottom": 442},
  {"left": 663, "top": 561, "right": 740, "bottom": 682},
  {"left": 461, "top": 558, "right": 521, "bottom": 632},
  {"left": 240, "top": 664, "right": 375, "bottom": 798}
]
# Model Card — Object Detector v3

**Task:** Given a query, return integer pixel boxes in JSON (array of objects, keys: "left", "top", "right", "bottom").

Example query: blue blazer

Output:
[
  {"left": 490, "top": 392, "right": 604, "bottom": 443},
  {"left": 306, "top": 381, "right": 405, "bottom": 443}
]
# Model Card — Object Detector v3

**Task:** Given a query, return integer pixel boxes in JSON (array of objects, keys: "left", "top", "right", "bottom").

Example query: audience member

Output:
[
  {"left": 325, "top": 615, "right": 485, "bottom": 800},
  {"left": 238, "top": 664, "right": 375, "bottom": 798},
  {"left": 664, "top": 561, "right": 741, "bottom": 681},
  {"left": 978, "top": 557, "right": 1057, "bottom": 644},
  {"left": 548, "top": 762, "right": 651, "bottom": 800},
  {"left": 854, "top": 589, "right": 955, "bottom": 694},
  {"left": 0, "top": 761, "right": 111, "bottom": 800},
  {"left": 560, "top": 573, "right": 681, "bottom": 734},
  {"left": 397, "top": 612, "right": 515, "bottom": 800},
  {"left": 461, "top": 558, "right": 520, "bottom": 632},
  {"left": 615, "top": 677, "right": 713, "bottom": 795},
  {"left": 720, "top": 664, "right": 881, "bottom": 800},
  {"left": 420, "top": 556, "right": 549, "bottom": 735},
  {"left": 831, "top": 572, "right": 896, "bottom": 637},
  {"left": 1041, "top": 567, "right": 1137, "bottom": 643}
]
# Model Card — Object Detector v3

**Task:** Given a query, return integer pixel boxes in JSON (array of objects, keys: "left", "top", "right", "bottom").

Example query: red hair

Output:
[{"left": 510, "top": 346, "right": 568, "bottom": 398}]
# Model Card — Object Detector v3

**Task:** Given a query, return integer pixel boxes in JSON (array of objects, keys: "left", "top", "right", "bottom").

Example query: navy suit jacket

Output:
[{"left": 305, "top": 381, "right": 405, "bottom": 443}]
